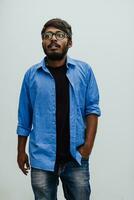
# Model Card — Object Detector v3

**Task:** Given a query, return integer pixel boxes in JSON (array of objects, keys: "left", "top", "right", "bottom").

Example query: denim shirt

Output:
[{"left": 17, "top": 56, "right": 101, "bottom": 171}]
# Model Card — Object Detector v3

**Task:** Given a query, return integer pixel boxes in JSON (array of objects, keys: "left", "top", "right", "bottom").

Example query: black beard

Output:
[
  {"left": 42, "top": 45, "right": 69, "bottom": 61},
  {"left": 45, "top": 52, "right": 67, "bottom": 60}
]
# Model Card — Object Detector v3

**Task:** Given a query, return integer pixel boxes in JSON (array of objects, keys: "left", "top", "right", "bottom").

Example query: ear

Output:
[{"left": 68, "top": 40, "right": 72, "bottom": 48}]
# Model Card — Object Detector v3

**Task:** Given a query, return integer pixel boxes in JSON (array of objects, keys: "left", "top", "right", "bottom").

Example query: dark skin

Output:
[
  {"left": 42, "top": 27, "right": 72, "bottom": 68},
  {"left": 17, "top": 27, "right": 98, "bottom": 175},
  {"left": 78, "top": 114, "right": 98, "bottom": 159},
  {"left": 17, "top": 115, "right": 98, "bottom": 175},
  {"left": 17, "top": 136, "right": 29, "bottom": 175}
]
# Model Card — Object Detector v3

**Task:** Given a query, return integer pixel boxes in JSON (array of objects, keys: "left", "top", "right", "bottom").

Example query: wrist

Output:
[
  {"left": 17, "top": 149, "right": 26, "bottom": 154},
  {"left": 84, "top": 141, "right": 90, "bottom": 148}
]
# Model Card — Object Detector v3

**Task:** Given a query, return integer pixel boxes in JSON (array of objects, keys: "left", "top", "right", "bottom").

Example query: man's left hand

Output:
[{"left": 77, "top": 143, "right": 91, "bottom": 159}]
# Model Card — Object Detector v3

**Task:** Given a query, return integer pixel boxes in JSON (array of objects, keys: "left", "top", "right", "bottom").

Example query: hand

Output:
[
  {"left": 17, "top": 152, "right": 30, "bottom": 175},
  {"left": 77, "top": 144, "right": 91, "bottom": 159}
]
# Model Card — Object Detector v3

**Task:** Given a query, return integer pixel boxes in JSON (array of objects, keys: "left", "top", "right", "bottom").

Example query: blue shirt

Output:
[{"left": 17, "top": 56, "right": 101, "bottom": 171}]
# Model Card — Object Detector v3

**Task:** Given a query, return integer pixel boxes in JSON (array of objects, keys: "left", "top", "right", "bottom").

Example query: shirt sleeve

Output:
[
  {"left": 16, "top": 70, "right": 33, "bottom": 136},
  {"left": 85, "top": 66, "right": 101, "bottom": 116}
]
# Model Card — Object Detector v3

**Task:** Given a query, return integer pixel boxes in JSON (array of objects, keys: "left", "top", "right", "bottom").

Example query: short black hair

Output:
[{"left": 41, "top": 18, "right": 72, "bottom": 40}]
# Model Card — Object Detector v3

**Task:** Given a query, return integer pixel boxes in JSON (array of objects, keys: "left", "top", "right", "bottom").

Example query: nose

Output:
[{"left": 51, "top": 33, "right": 57, "bottom": 40}]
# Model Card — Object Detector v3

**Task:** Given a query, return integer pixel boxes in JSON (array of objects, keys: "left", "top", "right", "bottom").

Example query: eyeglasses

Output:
[{"left": 42, "top": 31, "right": 68, "bottom": 41}]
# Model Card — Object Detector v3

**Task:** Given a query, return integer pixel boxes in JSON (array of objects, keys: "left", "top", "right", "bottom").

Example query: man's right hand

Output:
[{"left": 17, "top": 152, "right": 30, "bottom": 175}]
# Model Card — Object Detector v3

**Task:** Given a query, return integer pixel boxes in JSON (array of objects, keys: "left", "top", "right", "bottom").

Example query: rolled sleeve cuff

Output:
[
  {"left": 16, "top": 125, "right": 31, "bottom": 136},
  {"left": 85, "top": 105, "right": 101, "bottom": 117}
]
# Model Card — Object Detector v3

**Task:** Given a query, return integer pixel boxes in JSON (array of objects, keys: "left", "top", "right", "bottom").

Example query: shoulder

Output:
[
  {"left": 69, "top": 57, "right": 91, "bottom": 71},
  {"left": 68, "top": 57, "right": 93, "bottom": 79},
  {"left": 23, "top": 59, "right": 43, "bottom": 81}
]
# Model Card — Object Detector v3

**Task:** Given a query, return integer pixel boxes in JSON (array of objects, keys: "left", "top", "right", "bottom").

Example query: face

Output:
[{"left": 42, "top": 27, "right": 72, "bottom": 61}]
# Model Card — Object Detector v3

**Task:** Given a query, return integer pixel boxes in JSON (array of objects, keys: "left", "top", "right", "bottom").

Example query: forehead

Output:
[{"left": 45, "top": 27, "right": 63, "bottom": 33}]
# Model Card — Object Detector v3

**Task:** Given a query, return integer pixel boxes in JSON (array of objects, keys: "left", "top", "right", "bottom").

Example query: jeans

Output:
[{"left": 31, "top": 158, "right": 91, "bottom": 200}]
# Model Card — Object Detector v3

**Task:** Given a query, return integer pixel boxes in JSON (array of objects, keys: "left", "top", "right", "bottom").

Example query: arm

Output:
[
  {"left": 78, "top": 114, "right": 98, "bottom": 159},
  {"left": 17, "top": 136, "right": 30, "bottom": 175},
  {"left": 78, "top": 66, "right": 100, "bottom": 159},
  {"left": 17, "top": 71, "right": 32, "bottom": 175}
]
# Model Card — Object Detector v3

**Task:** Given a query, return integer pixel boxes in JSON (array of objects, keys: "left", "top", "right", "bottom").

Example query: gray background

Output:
[{"left": 0, "top": 0, "right": 134, "bottom": 199}]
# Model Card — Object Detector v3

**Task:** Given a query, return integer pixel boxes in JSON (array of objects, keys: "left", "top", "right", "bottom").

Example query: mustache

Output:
[{"left": 48, "top": 42, "right": 60, "bottom": 48}]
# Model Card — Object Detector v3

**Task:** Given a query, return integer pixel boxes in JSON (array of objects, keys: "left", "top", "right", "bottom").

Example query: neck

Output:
[{"left": 46, "top": 56, "right": 67, "bottom": 68}]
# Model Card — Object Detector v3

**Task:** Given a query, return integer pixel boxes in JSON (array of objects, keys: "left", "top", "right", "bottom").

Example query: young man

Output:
[{"left": 17, "top": 18, "right": 101, "bottom": 200}]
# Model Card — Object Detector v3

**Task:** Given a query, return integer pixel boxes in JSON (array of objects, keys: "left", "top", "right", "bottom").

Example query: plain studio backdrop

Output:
[{"left": 0, "top": 0, "right": 134, "bottom": 199}]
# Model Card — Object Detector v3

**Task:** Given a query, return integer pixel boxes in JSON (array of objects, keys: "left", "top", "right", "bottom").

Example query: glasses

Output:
[{"left": 43, "top": 31, "right": 68, "bottom": 41}]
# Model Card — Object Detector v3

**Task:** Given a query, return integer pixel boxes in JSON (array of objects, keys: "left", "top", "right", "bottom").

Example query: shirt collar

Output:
[{"left": 36, "top": 56, "right": 76, "bottom": 71}]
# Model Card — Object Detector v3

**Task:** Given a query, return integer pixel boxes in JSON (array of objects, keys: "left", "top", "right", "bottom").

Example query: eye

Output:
[
  {"left": 56, "top": 32, "right": 65, "bottom": 39},
  {"left": 43, "top": 32, "right": 52, "bottom": 39}
]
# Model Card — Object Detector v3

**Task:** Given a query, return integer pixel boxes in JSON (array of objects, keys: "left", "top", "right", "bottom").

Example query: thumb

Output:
[{"left": 26, "top": 156, "right": 30, "bottom": 169}]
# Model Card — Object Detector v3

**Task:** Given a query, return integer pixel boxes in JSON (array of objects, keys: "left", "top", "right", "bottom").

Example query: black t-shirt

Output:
[{"left": 46, "top": 63, "right": 73, "bottom": 166}]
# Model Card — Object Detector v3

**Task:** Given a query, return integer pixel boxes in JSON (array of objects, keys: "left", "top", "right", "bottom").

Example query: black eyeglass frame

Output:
[{"left": 42, "top": 31, "right": 69, "bottom": 41}]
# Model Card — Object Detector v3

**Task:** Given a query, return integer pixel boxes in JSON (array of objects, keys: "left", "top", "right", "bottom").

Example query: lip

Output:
[
  {"left": 48, "top": 43, "right": 60, "bottom": 49},
  {"left": 49, "top": 45, "right": 59, "bottom": 50}
]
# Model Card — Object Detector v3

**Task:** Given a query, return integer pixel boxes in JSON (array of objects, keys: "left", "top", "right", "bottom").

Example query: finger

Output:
[
  {"left": 19, "top": 161, "right": 29, "bottom": 175},
  {"left": 79, "top": 147, "right": 83, "bottom": 154},
  {"left": 26, "top": 158, "right": 30, "bottom": 170},
  {"left": 23, "top": 167, "right": 29, "bottom": 175},
  {"left": 22, "top": 166, "right": 29, "bottom": 175}
]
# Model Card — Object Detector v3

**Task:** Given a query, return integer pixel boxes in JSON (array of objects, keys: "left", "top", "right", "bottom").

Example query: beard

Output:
[{"left": 42, "top": 42, "right": 69, "bottom": 61}]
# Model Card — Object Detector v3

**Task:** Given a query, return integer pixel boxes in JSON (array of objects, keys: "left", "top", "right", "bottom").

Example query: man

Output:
[{"left": 17, "top": 18, "right": 101, "bottom": 200}]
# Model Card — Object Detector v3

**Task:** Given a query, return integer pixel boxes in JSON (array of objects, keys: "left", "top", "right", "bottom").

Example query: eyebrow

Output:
[{"left": 45, "top": 31, "right": 64, "bottom": 33}]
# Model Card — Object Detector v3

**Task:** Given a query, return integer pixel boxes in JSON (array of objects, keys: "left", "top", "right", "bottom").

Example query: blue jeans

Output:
[{"left": 31, "top": 158, "right": 91, "bottom": 200}]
